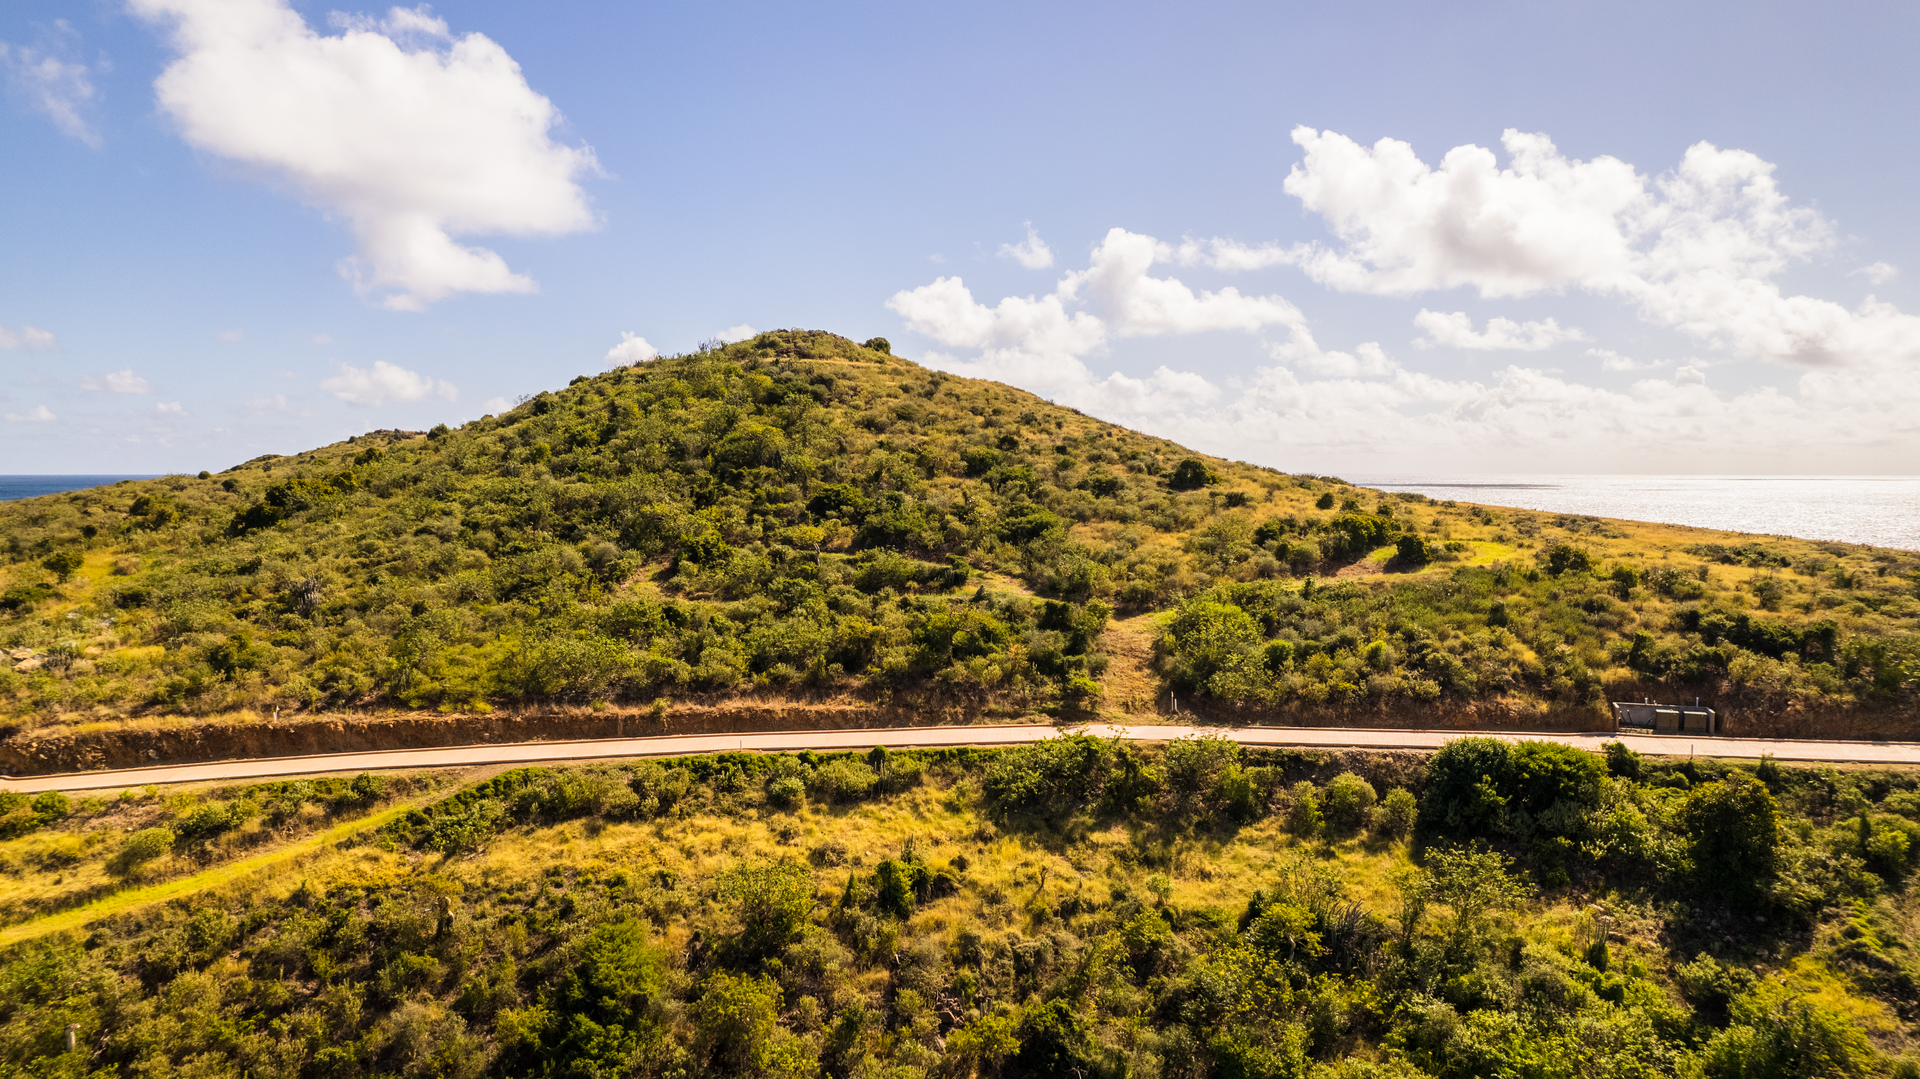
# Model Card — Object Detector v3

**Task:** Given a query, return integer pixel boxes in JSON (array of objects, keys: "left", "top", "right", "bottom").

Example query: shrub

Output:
[
  {"left": 810, "top": 759, "right": 878, "bottom": 803},
  {"left": 41, "top": 550, "right": 83, "bottom": 582},
  {"left": 1376, "top": 788, "right": 1417, "bottom": 840},
  {"left": 1680, "top": 773, "right": 1782, "bottom": 907},
  {"left": 766, "top": 776, "right": 806, "bottom": 811},
  {"left": 108, "top": 827, "right": 176, "bottom": 878},
  {"left": 1324, "top": 773, "right": 1377, "bottom": 831},
  {"left": 1168, "top": 458, "right": 1219, "bottom": 491},
  {"left": 1288, "top": 781, "right": 1323, "bottom": 835}
]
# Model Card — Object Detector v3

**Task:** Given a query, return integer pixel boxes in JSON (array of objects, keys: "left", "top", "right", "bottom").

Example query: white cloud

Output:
[
  {"left": 482, "top": 395, "right": 509, "bottom": 412},
  {"left": 0, "top": 324, "right": 55, "bottom": 350},
  {"left": 320, "top": 360, "right": 456, "bottom": 405},
  {"left": 1280, "top": 126, "right": 1920, "bottom": 369},
  {"left": 889, "top": 228, "right": 1305, "bottom": 413},
  {"left": 1854, "top": 262, "right": 1898, "bottom": 285},
  {"left": 604, "top": 331, "right": 658, "bottom": 367},
  {"left": 313, "top": 333, "right": 334, "bottom": 345},
  {"left": 1588, "top": 348, "right": 1668, "bottom": 372},
  {"left": 1412, "top": 309, "right": 1587, "bottom": 351},
  {"left": 157, "top": 401, "right": 184, "bottom": 413},
  {"left": 0, "top": 30, "right": 101, "bottom": 147},
  {"left": 131, "top": 0, "right": 599, "bottom": 311},
  {"left": 998, "top": 223, "right": 1054, "bottom": 269},
  {"left": 4, "top": 404, "right": 56, "bottom": 423},
  {"left": 243, "top": 393, "right": 294, "bottom": 415},
  {"left": 1169, "top": 237, "right": 1293, "bottom": 272},
  {"left": 887, "top": 221, "right": 1920, "bottom": 472},
  {"left": 80, "top": 368, "right": 153, "bottom": 394},
  {"left": 713, "top": 324, "right": 758, "bottom": 343}
]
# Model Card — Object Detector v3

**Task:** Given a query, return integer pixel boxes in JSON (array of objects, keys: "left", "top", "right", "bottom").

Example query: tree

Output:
[
  {"left": 41, "top": 550, "right": 82, "bottom": 582},
  {"left": 1541, "top": 543, "right": 1594, "bottom": 577},
  {"left": 1424, "top": 846, "right": 1533, "bottom": 951},
  {"left": 1681, "top": 773, "right": 1782, "bottom": 906},
  {"left": 718, "top": 863, "right": 815, "bottom": 958},
  {"left": 1168, "top": 457, "right": 1220, "bottom": 491}
]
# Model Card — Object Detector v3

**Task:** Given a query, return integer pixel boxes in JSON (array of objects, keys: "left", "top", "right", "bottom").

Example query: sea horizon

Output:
[
  {"left": 5, "top": 471, "right": 1918, "bottom": 552},
  {"left": 1349, "top": 473, "right": 1920, "bottom": 552}
]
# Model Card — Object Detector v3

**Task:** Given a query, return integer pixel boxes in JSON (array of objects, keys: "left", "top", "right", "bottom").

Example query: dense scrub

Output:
[
  {"left": 0, "top": 329, "right": 1915, "bottom": 730},
  {"left": 1, "top": 739, "right": 1917, "bottom": 1078}
]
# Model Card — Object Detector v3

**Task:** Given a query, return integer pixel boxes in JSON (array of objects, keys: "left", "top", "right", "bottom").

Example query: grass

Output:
[{"left": 0, "top": 794, "right": 425, "bottom": 948}]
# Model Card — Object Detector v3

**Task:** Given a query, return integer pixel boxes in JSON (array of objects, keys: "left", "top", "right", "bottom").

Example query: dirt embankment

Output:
[{"left": 0, "top": 701, "right": 993, "bottom": 777}]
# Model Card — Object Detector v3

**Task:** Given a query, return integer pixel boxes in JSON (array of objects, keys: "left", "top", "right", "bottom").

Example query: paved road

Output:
[{"left": 3, "top": 723, "right": 1917, "bottom": 793}]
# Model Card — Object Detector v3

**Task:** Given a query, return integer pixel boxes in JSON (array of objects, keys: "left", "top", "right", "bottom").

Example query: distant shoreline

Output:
[
  {"left": 1350, "top": 473, "right": 1920, "bottom": 551},
  {"left": 0, "top": 476, "right": 164, "bottom": 502}
]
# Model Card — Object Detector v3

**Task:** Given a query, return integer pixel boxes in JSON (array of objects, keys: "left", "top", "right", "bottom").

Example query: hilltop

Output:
[{"left": 0, "top": 330, "right": 1915, "bottom": 754}]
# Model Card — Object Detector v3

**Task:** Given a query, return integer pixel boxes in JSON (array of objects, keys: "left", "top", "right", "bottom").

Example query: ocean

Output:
[
  {"left": 1349, "top": 474, "right": 1920, "bottom": 552},
  {"left": 0, "top": 476, "right": 163, "bottom": 501}
]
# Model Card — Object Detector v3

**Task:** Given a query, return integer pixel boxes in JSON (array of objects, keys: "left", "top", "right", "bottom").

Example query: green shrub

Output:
[
  {"left": 1288, "top": 781, "right": 1323, "bottom": 836},
  {"left": 108, "top": 827, "right": 176, "bottom": 878},
  {"left": 1680, "top": 773, "right": 1782, "bottom": 907},
  {"left": 810, "top": 759, "right": 877, "bottom": 803},
  {"left": 1324, "top": 772, "right": 1377, "bottom": 831},
  {"left": 766, "top": 776, "right": 805, "bottom": 810},
  {"left": 1376, "top": 788, "right": 1417, "bottom": 840}
]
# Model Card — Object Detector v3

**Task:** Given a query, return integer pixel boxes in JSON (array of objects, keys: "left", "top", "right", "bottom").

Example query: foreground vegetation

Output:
[
  {"left": 0, "top": 737, "right": 1917, "bottom": 1078},
  {"left": 0, "top": 330, "right": 1915, "bottom": 735}
]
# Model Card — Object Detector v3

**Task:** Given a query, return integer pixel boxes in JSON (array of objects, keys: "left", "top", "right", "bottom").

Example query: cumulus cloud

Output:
[
  {"left": 243, "top": 393, "right": 295, "bottom": 415},
  {"left": 713, "top": 324, "right": 758, "bottom": 343},
  {"left": 1412, "top": 309, "right": 1587, "bottom": 351},
  {"left": 157, "top": 401, "right": 184, "bottom": 413},
  {"left": 0, "top": 26, "right": 101, "bottom": 147},
  {"left": 887, "top": 220, "right": 1920, "bottom": 472},
  {"left": 482, "top": 395, "right": 509, "bottom": 412},
  {"left": 313, "top": 333, "right": 334, "bottom": 345},
  {"left": 604, "top": 331, "right": 658, "bottom": 367},
  {"left": 4, "top": 404, "right": 56, "bottom": 423},
  {"left": 1854, "top": 262, "right": 1898, "bottom": 285},
  {"left": 1278, "top": 126, "right": 1920, "bottom": 369},
  {"left": 81, "top": 369, "right": 152, "bottom": 394},
  {"left": 998, "top": 223, "right": 1054, "bottom": 269},
  {"left": 889, "top": 228, "right": 1305, "bottom": 414},
  {"left": 320, "top": 360, "right": 456, "bottom": 405},
  {"left": 0, "top": 324, "right": 55, "bottom": 350},
  {"left": 131, "top": 0, "right": 599, "bottom": 311},
  {"left": 1588, "top": 348, "right": 1668, "bottom": 373}
]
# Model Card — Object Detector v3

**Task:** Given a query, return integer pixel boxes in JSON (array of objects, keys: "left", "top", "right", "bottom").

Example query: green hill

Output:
[
  {"left": 0, "top": 740, "right": 1917, "bottom": 1078},
  {"left": 0, "top": 330, "right": 1915, "bottom": 738}
]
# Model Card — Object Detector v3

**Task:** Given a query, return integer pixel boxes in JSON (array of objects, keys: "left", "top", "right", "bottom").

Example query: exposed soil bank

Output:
[
  {"left": 0, "top": 703, "right": 965, "bottom": 776},
  {"left": 4, "top": 688, "right": 1910, "bottom": 777}
]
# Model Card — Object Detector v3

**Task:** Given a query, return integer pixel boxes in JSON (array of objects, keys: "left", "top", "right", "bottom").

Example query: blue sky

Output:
[{"left": 3, "top": 0, "right": 1918, "bottom": 475}]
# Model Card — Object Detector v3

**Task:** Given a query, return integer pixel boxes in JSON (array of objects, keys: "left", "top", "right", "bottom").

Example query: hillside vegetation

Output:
[
  {"left": 0, "top": 330, "right": 1915, "bottom": 736},
  {"left": 0, "top": 738, "right": 1917, "bottom": 1077}
]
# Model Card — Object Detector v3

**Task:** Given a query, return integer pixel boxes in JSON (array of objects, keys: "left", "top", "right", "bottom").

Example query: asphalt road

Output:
[{"left": 3, "top": 723, "right": 1917, "bottom": 792}]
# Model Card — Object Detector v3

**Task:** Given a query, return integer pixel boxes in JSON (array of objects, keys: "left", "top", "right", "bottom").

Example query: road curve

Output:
[{"left": 3, "top": 723, "right": 1918, "bottom": 793}]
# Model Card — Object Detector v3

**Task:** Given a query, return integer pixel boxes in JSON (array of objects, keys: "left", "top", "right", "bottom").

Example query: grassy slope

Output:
[
  {"left": 0, "top": 744, "right": 1914, "bottom": 1078},
  {"left": 0, "top": 329, "right": 1913, "bottom": 742}
]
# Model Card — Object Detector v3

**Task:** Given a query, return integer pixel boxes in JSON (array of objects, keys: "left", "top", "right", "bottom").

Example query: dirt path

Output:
[
  {"left": 0, "top": 796, "right": 424, "bottom": 948},
  {"left": 1100, "top": 612, "right": 1164, "bottom": 717}
]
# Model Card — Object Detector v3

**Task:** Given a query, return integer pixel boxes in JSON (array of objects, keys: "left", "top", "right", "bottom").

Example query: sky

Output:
[{"left": 3, "top": 0, "right": 1919, "bottom": 477}]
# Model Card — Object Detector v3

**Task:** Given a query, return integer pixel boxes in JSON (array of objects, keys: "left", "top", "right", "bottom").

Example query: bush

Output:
[
  {"left": 1324, "top": 772, "right": 1377, "bottom": 831},
  {"left": 1288, "top": 781, "right": 1323, "bottom": 835},
  {"left": 109, "top": 827, "right": 176, "bottom": 878},
  {"left": 1375, "top": 788, "right": 1417, "bottom": 840},
  {"left": 810, "top": 759, "right": 878, "bottom": 803},
  {"left": 1168, "top": 458, "right": 1219, "bottom": 491},
  {"left": 1680, "top": 773, "right": 1782, "bottom": 907},
  {"left": 766, "top": 776, "right": 805, "bottom": 811}
]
